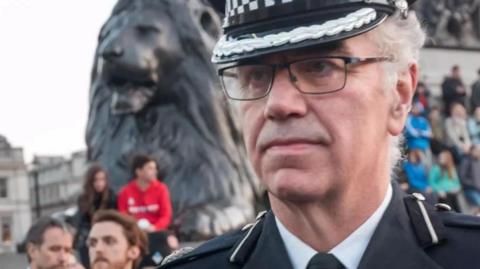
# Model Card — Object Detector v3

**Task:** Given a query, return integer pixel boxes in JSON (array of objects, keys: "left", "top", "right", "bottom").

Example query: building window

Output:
[
  {"left": 0, "top": 178, "right": 7, "bottom": 198},
  {"left": 1, "top": 217, "right": 12, "bottom": 244}
]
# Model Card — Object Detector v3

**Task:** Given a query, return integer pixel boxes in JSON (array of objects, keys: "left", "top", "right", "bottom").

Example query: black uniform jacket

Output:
[{"left": 159, "top": 184, "right": 480, "bottom": 269}]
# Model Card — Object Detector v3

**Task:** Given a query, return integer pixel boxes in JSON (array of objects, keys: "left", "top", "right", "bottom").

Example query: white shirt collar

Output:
[{"left": 276, "top": 183, "right": 393, "bottom": 269}]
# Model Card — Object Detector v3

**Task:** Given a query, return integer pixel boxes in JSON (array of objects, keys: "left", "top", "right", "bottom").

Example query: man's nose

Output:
[
  {"left": 57, "top": 250, "right": 69, "bottom": 264},
  {"left": 93, "top": 241, "right": 107, "bottom": 253},
  {"left": 263, "top": 69, "right": 308, "bottom": 120}
]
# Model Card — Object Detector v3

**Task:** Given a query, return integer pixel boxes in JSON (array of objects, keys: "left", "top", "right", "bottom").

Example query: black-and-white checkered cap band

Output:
[
  {"left": 223, "top": 0, "right": 412, "bottom": 28},
  {"left": 226, "top": 0, "right": 293, "bottom": 20}
]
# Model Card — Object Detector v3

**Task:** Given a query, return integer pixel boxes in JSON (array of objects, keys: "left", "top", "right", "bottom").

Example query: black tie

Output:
[{"left": 306, "top": 253, "right": 345, "bottom": 269}]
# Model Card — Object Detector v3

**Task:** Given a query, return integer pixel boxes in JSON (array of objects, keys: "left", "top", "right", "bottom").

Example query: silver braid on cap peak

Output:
[{"left": 212, "top": 8, "right": 377, "bottom": 62}]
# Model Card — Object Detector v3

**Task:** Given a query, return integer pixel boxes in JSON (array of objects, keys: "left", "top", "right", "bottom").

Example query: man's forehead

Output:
[
  {"left": 43, "top": 227, "right": 70, "bottom": 238},
  {"left": 42, "top": 227, "right": 72, "bottom": 245},
  {"left": 89, "top": 221, "right": 125, "bottom": 238}
]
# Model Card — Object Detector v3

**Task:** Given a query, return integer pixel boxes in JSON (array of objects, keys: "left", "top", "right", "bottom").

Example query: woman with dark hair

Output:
[
  {"left": 75, "top": 164, "right": 117, "bottom": 269},
  {"left": 429, "top": 150, "right": 462, "bottom": 212}
]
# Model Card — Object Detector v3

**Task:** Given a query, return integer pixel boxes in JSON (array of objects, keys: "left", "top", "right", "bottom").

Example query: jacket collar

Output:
[
  {"left": 243, "top": 211, "right": 294, "bottom": 269},
  {"left": 241, "top": 183, "right": 445, "bottom": 269},
  {"left": 357, "top": 183, "right": 444, "bottom": 269}
]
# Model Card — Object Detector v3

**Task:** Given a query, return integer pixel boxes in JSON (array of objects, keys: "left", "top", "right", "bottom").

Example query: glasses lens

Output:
[
  {"left": 290, "top": 58, "right": 346, "bottom": 93},
  {"left": 221, "top": 65, "right": 272, "bottom": 100}
]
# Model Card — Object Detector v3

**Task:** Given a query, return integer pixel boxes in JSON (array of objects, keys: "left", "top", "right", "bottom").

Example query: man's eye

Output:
[
  {"left": 240, "top": 68, "right": 269, "bottom": 85},
  {"left": 50, "top": 246, "right": 61, "bottom": 252},
  {"left": 303, "top": 60, "right": 333, "bottom": 74},
  {"left": 104, "top": 237, "right": 116, "bottom": 245},
  {"left": 250, "top": 70, "right": 267, "bottom": 81},
  {"left": 86, "top": 239, "right": 97, "bottom": 248}
]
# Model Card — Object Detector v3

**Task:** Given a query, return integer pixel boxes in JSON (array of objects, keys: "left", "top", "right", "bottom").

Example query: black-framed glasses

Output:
[{"left": 218, "top": 56, "right": 392, "bottom": 101}]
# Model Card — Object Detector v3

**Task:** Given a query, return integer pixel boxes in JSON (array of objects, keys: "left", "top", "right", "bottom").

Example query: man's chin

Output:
[
  {"left": 92, "top": 260, "right": 110, "bottom": 269},
  {"left": 49, "top": 265, "right": 69, "bottom": 269},
  {"left": 268, "top": 174, "right": 333, "bottom": 202}
]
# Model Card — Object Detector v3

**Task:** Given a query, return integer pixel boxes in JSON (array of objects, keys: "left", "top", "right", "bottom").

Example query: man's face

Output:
[
  {"left": 136, "top": 161, "right": 157, "bottom": 182},
  {"left": 452, "top": 68, "right": 460, "bottom": 79},
  {"left": 28, "top": 227, "right": 73, "bottom": 269},
  {"left": 237, "top": 34, "right": 409, "bottom": 202},
  {"left": 88, "top": 221, "right": 138, "bottom": 269},
  {"left": 451, "top": 104, "right": 466, "bottom": 119}
]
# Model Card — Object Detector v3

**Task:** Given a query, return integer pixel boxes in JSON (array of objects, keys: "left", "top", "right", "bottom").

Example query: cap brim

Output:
[{"left": 212, "top": 7, "right": 389, "bottom": 64}]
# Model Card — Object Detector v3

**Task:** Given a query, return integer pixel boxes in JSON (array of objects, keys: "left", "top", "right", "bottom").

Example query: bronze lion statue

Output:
[{"left": 86, "top": 0, "right": 260, "bottom": 240}]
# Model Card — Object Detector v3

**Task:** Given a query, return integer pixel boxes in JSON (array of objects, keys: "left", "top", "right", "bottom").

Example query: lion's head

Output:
[
  {"left": 95, "top": 0, "right": 220, "bottom": 114},
  {"left": 86, "top": 0, "right": 261, "bottom": 240}
]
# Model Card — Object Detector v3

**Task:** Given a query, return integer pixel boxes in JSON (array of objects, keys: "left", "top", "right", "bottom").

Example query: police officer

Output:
[{"left": 160, "top": 0, "right": 480, "bottom": 268}]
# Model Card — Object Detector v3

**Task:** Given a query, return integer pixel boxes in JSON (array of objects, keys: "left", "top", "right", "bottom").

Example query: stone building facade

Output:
[{"left": 0, "top": 135, "right": 31, "bottom": 253}]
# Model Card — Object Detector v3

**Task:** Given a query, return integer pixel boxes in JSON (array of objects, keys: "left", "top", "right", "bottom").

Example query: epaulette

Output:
[
  {"left": 158, "top": 226, "right": 247, "bottom": 268},
  {"left": 436, "top": 208, "right": 480, "bottom": 229},
  {"left": 159, "top": 211, "right": 268, "bottom": 268},
  {"left": 228, "top": 211, "right": 267, "bottom": 264},
  {"left": 160, "top": 247, "right": 195, "bottom": 266},
  {"left": 404, "top": 193, "right": 447, "bottom": 248}
]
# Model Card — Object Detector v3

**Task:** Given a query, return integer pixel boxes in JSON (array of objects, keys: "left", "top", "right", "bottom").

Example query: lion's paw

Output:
[{"left": 176, "top": 201, "right": 255, "bottom": 241}]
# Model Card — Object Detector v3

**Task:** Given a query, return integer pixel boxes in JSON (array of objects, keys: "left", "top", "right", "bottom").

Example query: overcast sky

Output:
[{"left": 0, "top": 0, "right": 117, "bottom": 162}]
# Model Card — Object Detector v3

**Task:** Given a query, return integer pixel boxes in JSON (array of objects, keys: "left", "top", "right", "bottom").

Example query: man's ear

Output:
[
  {"left": 127, "top": 245, "right": 141, "bottom": 260},
  {"left": 387, "top": 62, "right": 418, "bottom": 136},
  {"left": 26, "top": 242, "right": 38, "bottom": 261}
]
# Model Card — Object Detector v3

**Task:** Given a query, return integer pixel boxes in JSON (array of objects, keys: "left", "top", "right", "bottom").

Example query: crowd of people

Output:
[
  {"left": 25, "top": 154, "right": 177, "bottom": 269},
  {"left": 400, "top": 66, "right": 480, "bottom": 214}
]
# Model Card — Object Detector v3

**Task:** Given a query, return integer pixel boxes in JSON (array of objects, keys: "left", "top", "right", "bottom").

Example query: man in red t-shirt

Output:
[{"left": 118, "top": 154, "right": 173, "bottom": 232}]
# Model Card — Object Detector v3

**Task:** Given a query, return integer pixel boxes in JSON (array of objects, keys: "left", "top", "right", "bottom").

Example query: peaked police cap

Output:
[{"left": 212, "top": 0, "right": 417, "bottom": 63}]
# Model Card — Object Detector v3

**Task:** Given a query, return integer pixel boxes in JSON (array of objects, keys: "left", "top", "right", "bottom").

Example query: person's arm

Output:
[
  {"left": 153, "top": 184, "right": 173, "bottom": 231},
  {"left": 420, "top": 119, "right": 432, "bottom": 138},
  {"left": 75, "top": 196, "right": 84, "bottom": 227},
  {"left": 405, "top": 116, "right": 420, "bottom": 137},
  {"left": 445, "top": 118, "right": 462, "bottom": 148},
  {"left": 456, "top": 80, "right": 466, "bottom": 95},
  {"left": 459, "top": 158, "right": 475, "bottom": 189},
  {"left": 453, "top": 177, "right": 462, "bottom": 192},
  {"left": 462, "top": 124, "right": 472, "bottom": 149},
  {"left": 108, "top": 190, "right": 118, "bottom": 210},
  {"left": 428, "top": 166, "right": 441, "bottom": 193},
  {"left": 442, "top": 80, "right": 457, "bottom": 101},
  {"left": 117, "top": 188, "right": 128, "bottom": 214},
  {"left": 467, "top": 118, "right": 475, "bottom": 136}
]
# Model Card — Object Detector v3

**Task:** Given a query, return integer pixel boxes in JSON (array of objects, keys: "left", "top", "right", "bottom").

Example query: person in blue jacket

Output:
[
  {"left": 405, "top": 101, "right": 432, "bottom": 152},
  {"left": 402, "top": 149, "right": 436, "bottom": 204}
]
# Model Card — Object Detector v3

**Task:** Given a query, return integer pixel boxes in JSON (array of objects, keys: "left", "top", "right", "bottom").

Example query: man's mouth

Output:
[
  {"left": 261, "top": 138, "right": 323, "bottom": 153},
  {"left": 94, "top": 258, "right": 110, "bottom": 264}
]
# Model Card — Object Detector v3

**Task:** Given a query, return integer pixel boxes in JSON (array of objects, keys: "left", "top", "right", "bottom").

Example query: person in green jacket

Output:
[{"left": 429, "top": 150, "right": 462, "bottom": 211}]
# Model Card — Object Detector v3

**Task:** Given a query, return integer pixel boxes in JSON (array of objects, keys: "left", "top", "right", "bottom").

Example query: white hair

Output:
[{"left": 367, "top": 11, "right": 427, "bottom": 174}]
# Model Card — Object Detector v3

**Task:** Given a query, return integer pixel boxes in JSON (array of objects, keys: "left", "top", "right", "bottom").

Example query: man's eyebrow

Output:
[{"left": 101, "top": 235, "right": 116, "bottom": 240}]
